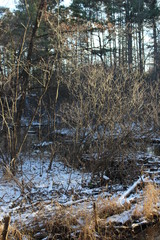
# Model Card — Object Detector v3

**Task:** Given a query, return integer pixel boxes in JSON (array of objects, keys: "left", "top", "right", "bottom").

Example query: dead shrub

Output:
[{"left": 57, "top": 66, "right": 156, "bottom": 184}]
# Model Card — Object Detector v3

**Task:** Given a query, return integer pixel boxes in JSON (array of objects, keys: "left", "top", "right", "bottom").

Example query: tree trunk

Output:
[
  {"left": 16, "top": 0, "right": 47, "bottom": 127},
  {"left": 126, "top": 0, "right": 132, "bottom": 71},
  {"left": 153, "top": 17, "right": 158, "bottom": 80}
]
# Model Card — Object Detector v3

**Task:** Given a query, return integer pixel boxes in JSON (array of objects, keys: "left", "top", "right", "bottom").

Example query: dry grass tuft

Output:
[
  {"left": 0, "top": 224, "right": 23, "bottom": 240},
  {"left": 143, "top": 182, "right": 159, "bottom": 220},
  {"left": 97, "top": 197, "right": 130, "bottom": 219},
  {"left": 78, "top": 219, "right": 97, "bottom": 240},
  {"left": 44, "top": 197, "right": 131, "bottom": 239},
  {"left": 132, "top": 204, "right": 143, "bottom": 219},
  {"left": 46, "top": 206, "right": 79, "bottom": 239}
]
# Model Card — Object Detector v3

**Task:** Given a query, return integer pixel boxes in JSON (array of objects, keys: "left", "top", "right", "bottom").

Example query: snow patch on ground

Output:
[{"left": 0, "top": 151, "right": 95, "bottom": 221}]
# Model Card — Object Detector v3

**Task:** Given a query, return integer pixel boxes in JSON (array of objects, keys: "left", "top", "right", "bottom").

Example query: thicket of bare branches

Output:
[
  {"left": 0, "top": 0, "right": 159, "bottom": 181},
  {"left": 55, "top": 66, "right": 160, "bottom": 183}
]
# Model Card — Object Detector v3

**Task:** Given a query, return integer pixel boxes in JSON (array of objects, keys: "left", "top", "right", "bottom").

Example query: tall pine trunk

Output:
[
  {"left": 153, "top": 17, "right": 158, "bottom": 80},
  {"left": 126, "top": 0, "right": 132, "bottom": 71}
]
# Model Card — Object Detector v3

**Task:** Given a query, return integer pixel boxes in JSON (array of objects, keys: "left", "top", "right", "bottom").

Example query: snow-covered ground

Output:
[
  {"left": 0, "top": 132, "right": 160, "bottom": 239},
  {"left": 0, "top": 152, "right": 92, "bottom": 218}
]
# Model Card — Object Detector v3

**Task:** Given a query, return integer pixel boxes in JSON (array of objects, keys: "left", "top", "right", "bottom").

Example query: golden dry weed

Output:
[
  {"left": 143, "top": 183, "right": 159, "bottom": 219},
  {"left": 97, "top": 197, "right": 130, "bottom": 219},
  {"left": 0, "top": 224, "right": 22, "bottom": 240},
  {"left": 132, "top": 204, "right": 143, "bottom": 219}
]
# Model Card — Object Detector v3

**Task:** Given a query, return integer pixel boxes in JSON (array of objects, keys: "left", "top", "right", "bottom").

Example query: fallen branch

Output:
[
  {"left": 119, "top": 175, "right": 150, "bottom": 205},
  {"left": 62, "top": 198, "right": 88, "bottom": 207}
]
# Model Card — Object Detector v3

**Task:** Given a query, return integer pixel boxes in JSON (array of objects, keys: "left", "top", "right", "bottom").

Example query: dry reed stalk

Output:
[{"left": 2, "top": 215, "right": 11, "bottom": 240}]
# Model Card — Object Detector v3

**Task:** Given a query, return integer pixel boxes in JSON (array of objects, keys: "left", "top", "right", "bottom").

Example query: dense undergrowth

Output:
[
  {"left": 0, "top": 182, "right": 159, "bottom": 240},
  {"left": 1, "top": 66, "right": 160, "bottom": 240}
]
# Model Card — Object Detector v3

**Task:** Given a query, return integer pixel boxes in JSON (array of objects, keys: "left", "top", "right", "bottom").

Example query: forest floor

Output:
[{"left": 0, "top": 130, "right": 160, "bottom": 239}]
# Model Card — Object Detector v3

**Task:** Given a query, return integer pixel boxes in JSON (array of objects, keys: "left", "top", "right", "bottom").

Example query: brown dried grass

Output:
[
  {"left": 0, "top": 224, "right": 22, "bottom": 240},
  {"left": 143, "top": 182, "right": 160, "bottom": 220},
  {"left": 97, "top": 197, "right": 130, "bottom": 219},
  {"left": 44, "top": 197, "right": 131, "bottom": 239}
]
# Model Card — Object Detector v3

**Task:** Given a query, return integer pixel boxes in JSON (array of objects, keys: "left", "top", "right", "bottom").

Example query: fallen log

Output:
[{"left": 119, "top": 175, "right": 151, "bottom": 205}]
